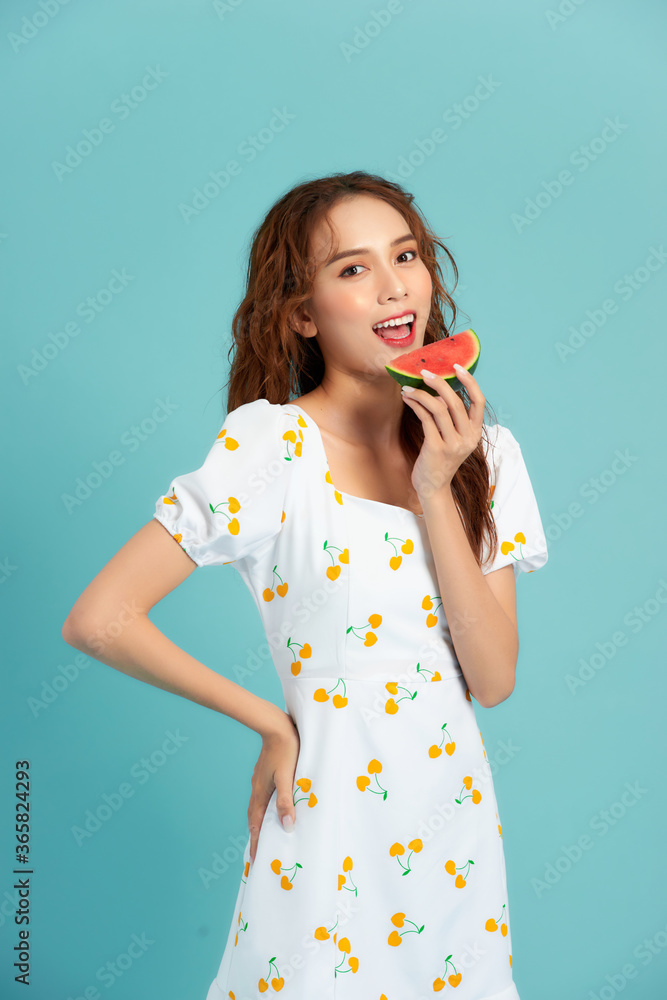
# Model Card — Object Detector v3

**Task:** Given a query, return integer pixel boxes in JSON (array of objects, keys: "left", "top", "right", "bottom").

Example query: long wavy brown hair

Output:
[{"left": 223, "top": 170, "right": 500, "bottom": 569}]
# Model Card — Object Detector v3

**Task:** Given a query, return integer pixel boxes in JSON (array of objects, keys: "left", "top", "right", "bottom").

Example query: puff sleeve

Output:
[
  {"left": 480, "top": 424, "right": 549, "bottom": 578},
  {"left": 152, "top": 399, "right": 287, "bottom": 568}
]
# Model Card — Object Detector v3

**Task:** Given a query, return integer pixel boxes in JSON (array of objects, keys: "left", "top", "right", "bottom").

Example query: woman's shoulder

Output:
[
  {"left": 482, "top": 422, "right": 521, "bottom": 467},
  {"left": 222, "top": 398, "right": 291, "bottom": 438},
  {"left": 220, "top": 399, "right": 303, "bottom": 471}
]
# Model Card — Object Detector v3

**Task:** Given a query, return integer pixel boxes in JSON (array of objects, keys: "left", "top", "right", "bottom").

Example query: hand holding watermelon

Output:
[{"left": 393, "top": 329, "right": 485, "bottom": 500}]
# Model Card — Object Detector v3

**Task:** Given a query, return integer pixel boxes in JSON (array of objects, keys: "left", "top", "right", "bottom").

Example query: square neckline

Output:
[{"left": 283, "top": 403, "right": 425, "bottom": 519}]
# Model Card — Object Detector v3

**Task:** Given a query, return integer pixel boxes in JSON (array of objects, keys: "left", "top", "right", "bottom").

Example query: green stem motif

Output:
[
  {"left": 274, "top": 860, "right": 302, "bottom": 886},
  {"left": 265, "top": 958, "right": 279, "bottom": 980},
  {"left": 209, "top": 499, "right": 234, "bottom": 523},
  {"left": 323, "top": 539, "right": 344, "bottom": 564},
  {"left": 435, "top": 723, "right": 452, "bottom": 750},
  {"left": 286, "top": 636, "right": 307, "bottom": 670},
  {"left": 341, "top": 873, "right": 358, "bottom": 894},
  {"left": 325, "top": 678, "right": 346, "bottom": 698},
  {"left": 397, "top": 918, "right": 424, "bottom": 936},
  {"left": 440, "top": 955, "right": 458, "bottom": 979},
  {"left": 369, "top": 774, "right": 387, "bottom": 799},
  {"left": 416, "top": 661, "right": 437, "bottom": 681},
  {"left": 397, "top": 850, "right": 416, "bottom": 875}
]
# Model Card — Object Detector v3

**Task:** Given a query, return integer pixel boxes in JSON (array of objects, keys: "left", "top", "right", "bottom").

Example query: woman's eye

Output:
[{"left": 340, "top": 249, "right": 418, "bottom": 278}]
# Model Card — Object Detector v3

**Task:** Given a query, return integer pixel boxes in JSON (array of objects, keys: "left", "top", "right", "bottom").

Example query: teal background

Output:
[{"left": 2, "top": 0, "right": 666, "bottom": 997}]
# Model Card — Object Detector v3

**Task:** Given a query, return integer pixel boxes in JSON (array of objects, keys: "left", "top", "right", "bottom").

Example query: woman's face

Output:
[{"left": 296, "top": 194, "right": 433, "bottom": 386}]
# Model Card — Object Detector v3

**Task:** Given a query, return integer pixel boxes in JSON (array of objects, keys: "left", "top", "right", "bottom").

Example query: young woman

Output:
[{"left": 63, "top": 170, "right": 548, "bottom": 999}]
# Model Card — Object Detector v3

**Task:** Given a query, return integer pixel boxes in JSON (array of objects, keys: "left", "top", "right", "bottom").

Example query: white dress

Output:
[{"left": 152, "top": 399, "right": 548, "bottom": 1000}]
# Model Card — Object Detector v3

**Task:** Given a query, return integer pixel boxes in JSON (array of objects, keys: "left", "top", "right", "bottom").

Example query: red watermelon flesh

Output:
[{"left": 385, "top": 328, "right": 481, "bottom": 395}]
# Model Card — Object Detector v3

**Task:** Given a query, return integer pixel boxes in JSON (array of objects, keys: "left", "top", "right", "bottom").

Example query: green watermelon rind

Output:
[{"left": 385, "top": 328, "right": 480, "bottom": 396}]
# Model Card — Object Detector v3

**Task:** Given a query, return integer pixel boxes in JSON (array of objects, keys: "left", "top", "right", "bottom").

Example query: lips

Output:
[
  {"left": 373, "top": 318, "right": 416, "bottom": 347},
  {"left": 372, "top": 310, "right": 417, "bottom": 340}
]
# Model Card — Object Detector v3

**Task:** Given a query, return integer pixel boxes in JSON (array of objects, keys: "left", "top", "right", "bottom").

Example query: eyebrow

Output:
[{"left": 324, "top": 233, "right": 416, "bottom": 268}]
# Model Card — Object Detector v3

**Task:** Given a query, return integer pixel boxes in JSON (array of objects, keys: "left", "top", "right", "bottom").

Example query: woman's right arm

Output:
[
  {"left": 62, "top": 518, "right": 299, "bottom": 860},
  {"left": 62, "top": 519, "right": 284, "bottom": 734}
]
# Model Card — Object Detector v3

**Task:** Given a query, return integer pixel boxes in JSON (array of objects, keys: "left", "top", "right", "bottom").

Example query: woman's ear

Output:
[{"left": 290, "top": 307, "right": 317, "bottom": 340}]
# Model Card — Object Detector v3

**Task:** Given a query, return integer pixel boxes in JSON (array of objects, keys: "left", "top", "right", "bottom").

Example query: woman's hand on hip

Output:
[{"left": 248, "top": 711, "right": 300, "bottom": 865}]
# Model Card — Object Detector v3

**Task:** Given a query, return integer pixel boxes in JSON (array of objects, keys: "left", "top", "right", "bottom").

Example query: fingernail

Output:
[
  {"left": 420, "top": 368, "right": 436, "bottom": 378},
  {"left": 282, "top": 815, "right": 294, "bottom": 832},
  {"left": 453, "top": 363, "right": 465, "bottom": 373},
  {"left": 401, "top": 385, "right": 416, "bottom": 393}
]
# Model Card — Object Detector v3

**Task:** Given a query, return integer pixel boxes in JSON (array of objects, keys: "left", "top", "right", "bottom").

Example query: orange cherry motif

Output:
[
  {"left": 500, "top": 531, "right": 527, "bottom": 561},
  {"left": 455, "top": 776, "right": 482, "bottom": 805},
  {"left": 338, "top": 855, "right": 357, "bottom": 895},
  {"left": 293, "top": 778, "right": 318, "bottom": 809},
  {"left": 262, "top": 565, "right": 289, "bottom": 602},
  {"left": 422, "top": 593, "right": 443, "bottom": 627},
  {"left": 385, "top": 531, "right": 414, "bottom": 570},
  {"left": 325, "top": 469, "right": 344, "bottom": 506},
  {"left": 356, "top": 759, "right": 387, "bottom": 799},
  {"left": 389, "top": 838, "right": 423, "bottom": 875},
  {"left": 258, "top": 957, "right": 284, "bottom": 993},
  {"left": 486, "top": 904, "right": 508, "bottom": 935},
  {"left": 313, "top": 677, "right": 347, "bottom": 707},
  {"left": 270, "top": 857, "right": 302, "bottom": 890},
  {"left": 333, "top": 935, "right": 360, "bottom": 977},
  {"left": 387, "top": 911, "right": 424, "bottom": 945},
  {"left": 215, "top": 428, "right": 239, "bottom": 450},
  {"left": 209, "top": 493, "right": 242, "bottom": 535},
  {"left": 287, "top": 637, "right": 312, "bottom": 677},
  {"left": 428, "top": 722, "right": 456, "bottom": 759},
  {"left": 282, "top": 419, "right": 306, "bottom": 462},
  {"left": 433, "top": 955, "right": 463, "bottom": 991},
  {"left": 347, "top": 613, "right": 383, "bottom": 646},
  {"left": 233, "top": 908, "right": 248, "bottom": 946},
  {"left": 324, "top": 539, "right": 347, "bottom": 580},
  {"left": 384, "top": 680, "right": 418, "bottom": 714},
  {"left": 445, "top": 857, "right": 474, "bottom": 888}
]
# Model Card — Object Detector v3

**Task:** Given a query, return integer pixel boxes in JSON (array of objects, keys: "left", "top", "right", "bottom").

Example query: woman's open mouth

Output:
[{"left": 372, "top": 312, "right": 416, "bottom": 346}]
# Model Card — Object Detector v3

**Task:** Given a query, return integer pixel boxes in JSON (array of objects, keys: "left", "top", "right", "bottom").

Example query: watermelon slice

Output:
[{"left": 385, "top": 328, "right": 480, "bottom": 396}]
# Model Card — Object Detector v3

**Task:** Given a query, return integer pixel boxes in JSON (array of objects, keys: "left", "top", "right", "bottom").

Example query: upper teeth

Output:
[{"left": 372, "top": 313, "right": 415, "bottom": 331}]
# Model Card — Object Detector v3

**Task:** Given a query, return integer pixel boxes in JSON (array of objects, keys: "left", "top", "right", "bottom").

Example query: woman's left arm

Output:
[{"left": 401, "top": 365, "right": 518, "bottom": 708}]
